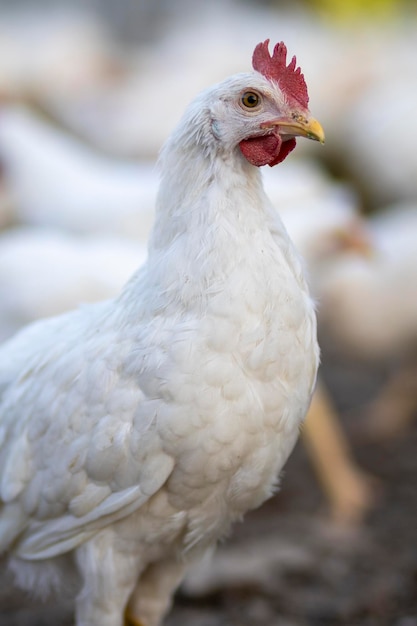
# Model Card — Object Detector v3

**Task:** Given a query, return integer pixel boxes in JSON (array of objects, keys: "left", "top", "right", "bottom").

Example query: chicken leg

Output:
[
  {"left": 75, "top": 530, "right": 143, "bottom": 626},
  {"left": 360, "top": 361, "right": 417, "bottom": 441},
  {"left": 125, "top": 559, "right": 186, "bottom": 626},
  {"left": 124, "top": 609, "right": 146, "bottom": 626},
  {"left": 302, "top": 379, "right": 376, "bottom": 524}
]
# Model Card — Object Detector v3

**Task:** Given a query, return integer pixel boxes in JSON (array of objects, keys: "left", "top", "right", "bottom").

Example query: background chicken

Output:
[
  {"left": 0, "top": 227, "right": 146, "bottom": 341},
  {"left": 0, "top": 40, "right": 324, "bottom": 626},
  {"left": 0, "top": 106, "right": 158, "bottom": 239}
]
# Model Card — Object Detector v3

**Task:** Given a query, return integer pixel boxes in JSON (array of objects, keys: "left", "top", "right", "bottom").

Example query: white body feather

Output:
[{"left": 0, "top": 71, "right": 319, "bottom": 626}]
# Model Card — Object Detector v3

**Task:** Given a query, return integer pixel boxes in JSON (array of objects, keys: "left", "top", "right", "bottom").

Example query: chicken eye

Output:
[{"left": 241, "top": 91, "right": 260, "bottom": 109}]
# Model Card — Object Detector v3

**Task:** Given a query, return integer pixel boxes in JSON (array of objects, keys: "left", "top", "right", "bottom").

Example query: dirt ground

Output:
[{"left": 1, "top": 357, "right": 416, "bottom": 626}]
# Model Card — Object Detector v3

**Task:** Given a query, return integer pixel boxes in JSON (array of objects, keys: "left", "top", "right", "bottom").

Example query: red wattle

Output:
[
  {"left": 239, "top": 135, "right": 296, "bottom": 167},
  {"left": 269, "top": 138, "right": 296, "bottom": 166}
]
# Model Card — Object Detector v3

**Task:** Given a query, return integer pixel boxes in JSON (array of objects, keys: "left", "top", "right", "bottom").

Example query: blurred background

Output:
[{"left": 0, "top": 0, "right": 416, "bottom": 624}]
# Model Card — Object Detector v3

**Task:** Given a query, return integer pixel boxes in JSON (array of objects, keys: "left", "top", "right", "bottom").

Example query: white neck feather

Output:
[{"left": 121, "top": 102, "right": 305, "bottom": 317}]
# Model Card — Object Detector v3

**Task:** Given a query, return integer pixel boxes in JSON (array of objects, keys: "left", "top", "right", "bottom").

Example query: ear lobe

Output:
[{"left": 211, "top": 119, "right": 221, "bottom": 139}]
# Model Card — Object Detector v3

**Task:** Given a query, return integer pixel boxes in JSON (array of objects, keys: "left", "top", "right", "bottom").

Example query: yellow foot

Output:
[{"left": 124, "top": 608, "right": 146, "bottom": 626}]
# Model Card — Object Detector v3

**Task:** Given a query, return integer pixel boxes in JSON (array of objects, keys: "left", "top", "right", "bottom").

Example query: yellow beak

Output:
[{"left": 262, "top": 116, "right": 325, "bottom": 144}]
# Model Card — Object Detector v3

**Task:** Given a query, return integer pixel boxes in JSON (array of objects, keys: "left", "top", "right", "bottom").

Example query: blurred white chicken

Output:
[
  {"left": 317, "top": 204, "right": 417, "bottom": 361},
  {"left": 0, "top": 105, "right": 158, "bottom": 240},
  {"left": 0, "top": 228, "right": 145, "bottom": 342},
  {"left": 309, "top": 24, "right": 417, "bottom": 206},
  {"left": 265, "top": 163, "right": 366, "bottom": 266},
  {"left": 316, "top": 202, "right": 417, "bottom": 439},
  {"left": 0, "top": 41, "right": 323, "bottom": 626},
  {"left": 0, "top": 7, "right": 116, "bottom": 100}
]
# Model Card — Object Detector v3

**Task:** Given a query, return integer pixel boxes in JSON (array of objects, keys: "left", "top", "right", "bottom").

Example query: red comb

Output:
[{"left": 252, "top": 40, "right": 309, "bottom": 109}]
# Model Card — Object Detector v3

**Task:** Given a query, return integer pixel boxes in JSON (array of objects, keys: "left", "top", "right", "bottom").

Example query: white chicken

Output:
[
  {"left": 0, "top": 7, "right": 115, "bottom": 101},
  {"left": 0, "top": 41, "right": 323, "bottom": 626},
  {"left": 333, "top": 27, "right": 417, "bottom": 206},
  {"left": 316, "top": 205, "right": 417, "bottom": 362},
  {"left": 0, "top": 228, "right": 146, "bottom": 342},
  {"left": 0, "top": 105, "right": 158, "bottom": 240},
  {"left": 316, "top": 202, "right": 417, "bottom": 440}
]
